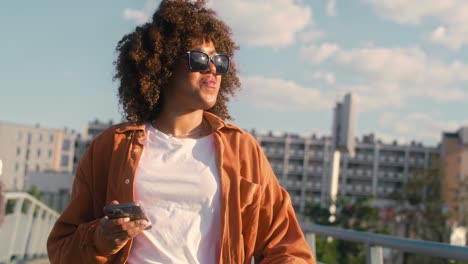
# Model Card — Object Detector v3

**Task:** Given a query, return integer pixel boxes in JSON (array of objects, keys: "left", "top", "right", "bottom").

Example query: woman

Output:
[{"left": 47, "top": 0, "right": 314, "bottom": 263}]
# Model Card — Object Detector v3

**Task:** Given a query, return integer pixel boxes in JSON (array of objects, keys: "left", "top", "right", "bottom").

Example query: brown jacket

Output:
[{"left": 47, "top": 112, "right": 315, "bottom": 264}]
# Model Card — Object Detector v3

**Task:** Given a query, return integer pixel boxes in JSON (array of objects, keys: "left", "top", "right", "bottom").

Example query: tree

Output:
[
  {"left": 305, "top": 196, "right": 386, "bottom": 263},
  {"left": 391, "top": 160, "right": 452, "bottom": 264}
]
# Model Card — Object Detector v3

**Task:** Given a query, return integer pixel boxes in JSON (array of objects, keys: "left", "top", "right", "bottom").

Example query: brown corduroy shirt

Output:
[{"left": 47, "top": 112, "right": 315, "bottom": 264}]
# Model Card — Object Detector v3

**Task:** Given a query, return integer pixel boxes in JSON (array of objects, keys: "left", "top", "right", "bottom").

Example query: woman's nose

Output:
[{"left": 208, "top": 60, "right": 217, "bottom": 75}]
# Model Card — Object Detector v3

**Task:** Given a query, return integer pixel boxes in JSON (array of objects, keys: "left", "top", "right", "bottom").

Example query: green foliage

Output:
[
  {"left": 6, "top": 200, "right": 15, "bottom": 214},
  {"left": 27, "top": 185, "right": 43, "bottom": 200},
  {"left": 391, "top": 158, "right": 457, "bottom": 263},
  {"left": 315, "top": 236, "right": 338, "bottom": 263},
  {"left": 305, "top": 196, "right": 386, "bottom": 263},
  {"left": 392, "top": 163, "right": 450, "bottom": 244}
]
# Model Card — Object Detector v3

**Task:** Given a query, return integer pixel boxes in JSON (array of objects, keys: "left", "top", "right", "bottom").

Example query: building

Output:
[
  {"left": 0, "top": 122, "right": 78, "bottom": 191},
  {"left": 441, "top": 127, "right": 468, "bottom": 226},
  {"left": 24, "top": 171, "right": 74, "bottom": 213},
  {"left": 73, "top": 119, "right": 114, "bottom": 171},
  {"left": 253, "top": 131, "right": 439, "bottom": 216}
]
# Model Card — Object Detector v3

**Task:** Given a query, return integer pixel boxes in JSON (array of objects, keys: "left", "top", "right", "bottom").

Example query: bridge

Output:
[{"left": 1, "top": 192, "right": 467, "bottom": 264}]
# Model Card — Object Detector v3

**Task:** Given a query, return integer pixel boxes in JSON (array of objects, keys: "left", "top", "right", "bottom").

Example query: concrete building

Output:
[
  {"left": 24, "top": 170, "right": 74, "bottom": 213},
  {"left": 0, "top": 122, "right": 78, "bottom": 191},
  {"left": 253, "top": 131, "right": 439, "bottom": 216},
  {"left": 441, "top": 127, "right": 468, "bottom": 226}
]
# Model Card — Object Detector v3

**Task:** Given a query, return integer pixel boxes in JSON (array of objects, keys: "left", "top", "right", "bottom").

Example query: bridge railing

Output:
[
  {"left": 0, "top": 192, "right": 59, "bottom": 264},
  {"left": 302, "top": 222, "right": 468, "bottom": 264}
]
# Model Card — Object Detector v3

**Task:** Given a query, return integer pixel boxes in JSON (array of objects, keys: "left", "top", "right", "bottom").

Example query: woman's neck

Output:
[{"left": 153, "top": 110, "right": 210, "bottom": 138}]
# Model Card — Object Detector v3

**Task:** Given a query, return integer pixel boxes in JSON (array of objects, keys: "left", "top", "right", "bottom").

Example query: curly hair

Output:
[{"left": 114, "top": 0, "right": 241, "bottom": 124}]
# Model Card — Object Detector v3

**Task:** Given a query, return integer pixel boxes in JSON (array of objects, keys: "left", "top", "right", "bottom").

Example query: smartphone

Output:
[{"left": 103, "top": 201, "right": 152, "bottom": 230}]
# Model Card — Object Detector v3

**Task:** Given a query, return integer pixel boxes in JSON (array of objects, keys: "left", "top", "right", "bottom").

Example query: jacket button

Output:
[
  {"left": 127, "top": 136, "right": 131, "bottom": 140},
  {"left": 125, "top": 179, "right": 130, "bottom": 184},
  {"left": 133, "top": 148, "right": 140, "bottom": 153}
]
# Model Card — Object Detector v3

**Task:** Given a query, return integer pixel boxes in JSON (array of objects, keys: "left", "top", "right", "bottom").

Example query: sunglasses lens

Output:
[
  {"left": 189, "top": 51, "right": 209, "bottom": 71},
  {"left": 213, "top": 55, "right": 229, "bottom": 74}
]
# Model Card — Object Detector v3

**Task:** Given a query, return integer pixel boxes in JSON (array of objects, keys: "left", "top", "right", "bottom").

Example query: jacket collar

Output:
[{"left": 114, "top": 111, "right": 242, "bottom": 134}]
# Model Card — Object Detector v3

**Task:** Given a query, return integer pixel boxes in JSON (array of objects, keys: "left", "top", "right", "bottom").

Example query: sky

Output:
[{"left": 1, "top": 0, "right": 467, "bottom": 146}]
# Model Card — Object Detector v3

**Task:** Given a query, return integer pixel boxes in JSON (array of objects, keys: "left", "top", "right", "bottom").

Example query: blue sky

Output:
[{"left": 1, "top": 0, "right": 467, "bottom": 145}]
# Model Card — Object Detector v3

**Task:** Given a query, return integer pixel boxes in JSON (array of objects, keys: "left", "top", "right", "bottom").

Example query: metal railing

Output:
[
  {"left": 0, "top": 192, "right": 59, "bottom": 264},
  {"left": 302, "top": 222, "right": 468, "bottom": 264}
]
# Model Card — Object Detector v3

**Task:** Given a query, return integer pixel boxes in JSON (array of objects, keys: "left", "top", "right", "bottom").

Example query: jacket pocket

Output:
[{"left": 239, "top": 177, "right": 260, "bottom": 212}]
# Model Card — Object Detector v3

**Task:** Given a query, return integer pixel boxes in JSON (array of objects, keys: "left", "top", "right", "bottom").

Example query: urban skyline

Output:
[{"left": 1, "top": 0, "right": 467, "bottom": 147}]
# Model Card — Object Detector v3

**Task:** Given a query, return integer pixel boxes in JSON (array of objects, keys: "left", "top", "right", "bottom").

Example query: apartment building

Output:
[
  {"left": 253, "top": 131, "right": 439, "bottom": 216},
  {"left": 0, "top": 121, "right": 78, "bottom": 190},
  {"left": 441, "top": 127, "right": 468, "bottom": 225}
]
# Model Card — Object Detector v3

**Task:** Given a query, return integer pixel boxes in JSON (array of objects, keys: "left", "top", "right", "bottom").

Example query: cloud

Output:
[
  {"left": 377, "top": 112, "right": 468, "bottom": 144},
  {"left": 122, "top": 0, "right": 160, "bottom": 24},
  {"left": 300, "top": 43, "right": 468, "bottom": 109},
  {"left": 210, "top": 0, "right": 312, "bottom": 48},
  {"left": 309, "top": 71, "right": 336, "bottom": 84},
  {"left": 123, "top": 0, "right": 314, "bottom": 48},
  {"left": 300, "top": 43, "right": 340, "bottom": 63},
  {"left": 297, "top": 29, "right": 325, "bottom": 44},
  {"left": 430, "top": 25, "right": 468, "bottom": 50},
  {"left": 362, "top": 0, "right": 468, "bottom": 49},
  {"left": 238, "top": 75, "right": 335, "bottom": 112},
  {"left": 326, "top": 0, "right": 337, "bottom": 17}
]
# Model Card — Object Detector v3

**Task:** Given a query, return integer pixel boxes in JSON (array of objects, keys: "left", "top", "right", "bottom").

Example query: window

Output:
[
  {"left": 62, "top": 139, "right": 71, "bottom": 151},
  {"left": 38, "top": 133, "right": 43, "bottom": 142},
  {"left": 16, "top": 147, "right": 21, "bottom": 156},
  {"left": 27, "top": 132, "right": 32, "bottom": 145},
  {"left": 25, "top": 149, "right": 30, "bottom": 160},
  {"left": 36, "top": 164, "right": 40, "bottom": 172},
  {"left": 37, "top": 149, "right": 41, "bottom": 158},
  {"left": 49, "top": 134, "right": 54, "bottom": 143},
  {"left": 60, "top": 155, "right": 69, "bottom": 167},
  {"left": 15, "top": 163, "right": 19, "bottom": 172},
  {"left": 17, "top": 131, "right": 22, "bottom": 141}
]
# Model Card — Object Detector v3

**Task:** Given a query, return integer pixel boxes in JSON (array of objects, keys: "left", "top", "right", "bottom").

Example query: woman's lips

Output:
[{"left": 202, "top": 78, "right": 218, "bottom": 88}]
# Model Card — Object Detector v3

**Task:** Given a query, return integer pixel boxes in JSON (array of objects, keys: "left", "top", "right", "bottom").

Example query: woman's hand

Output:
[{"left": 94, "top": 200, "right": 151, "bottom": 255}]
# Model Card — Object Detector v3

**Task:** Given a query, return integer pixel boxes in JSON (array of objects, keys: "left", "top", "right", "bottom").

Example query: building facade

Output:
[
  {"left": 73, "top": 119, "right": 114, "bottom": 171},
  {"left": 441, "top": 127, "right": 468, "bottom": 226},
  {"left": 0, "top": 122, "right": 77, "bottom": 190},
  {"left": 253, "top": 131, "right": 439, "bottom": 216}
]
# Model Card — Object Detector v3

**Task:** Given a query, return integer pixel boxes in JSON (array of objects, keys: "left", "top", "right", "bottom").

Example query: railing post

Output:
[
  {"left": 366, "top": 244, "right": 383, "bottom": 264},
  {"left": 18, "top": 199, "right": 36, "bottom": 261},
  {"left": 7, "top": 196, "right": 24, "bottom": 262},
  {"left": 27, "top": 207, "right": 44, "bottom": 259},
  {"left": 305, "top": 232, "right": 317, "bottom": 261}
]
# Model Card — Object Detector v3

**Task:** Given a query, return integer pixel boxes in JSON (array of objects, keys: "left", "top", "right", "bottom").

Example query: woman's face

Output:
[{"left": 163, "top": 40, "right": 222, "bottom": 114}]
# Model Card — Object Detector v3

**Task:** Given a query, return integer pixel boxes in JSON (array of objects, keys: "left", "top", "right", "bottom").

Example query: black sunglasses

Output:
[{"left": 187, "top": 50, "right": 230, "bottom": 74}]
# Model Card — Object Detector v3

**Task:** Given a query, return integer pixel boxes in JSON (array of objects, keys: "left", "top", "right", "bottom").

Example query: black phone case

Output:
[{"left": 103, "top": 202, "right": 149, "bottom": 221}]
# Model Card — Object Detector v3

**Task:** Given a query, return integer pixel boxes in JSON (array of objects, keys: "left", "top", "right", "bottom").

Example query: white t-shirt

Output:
[{"left": 127, "top": 123, "right": 221, "bottom": 264}]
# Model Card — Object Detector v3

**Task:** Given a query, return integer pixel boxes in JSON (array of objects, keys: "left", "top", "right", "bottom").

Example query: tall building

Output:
[
  {"left": 254, "top": 131, "right": 439, "bottom": 216},
  {"left": 441, "top": 127, "right": 468, "bottom": 225},
  {"left": 0, "top": 122, "right": 78, "bottom": 190}
]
